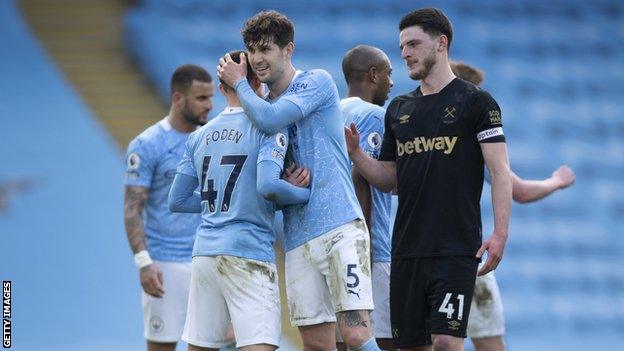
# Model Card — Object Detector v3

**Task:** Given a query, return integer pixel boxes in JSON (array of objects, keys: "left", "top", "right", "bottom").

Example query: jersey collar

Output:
[
  {"left": 341, "top": 97, "right": 362, "bottom": 104},
  {"left": 159, "top": 117, "right": 173, "bottom": 131},
  {"left": 222, "top": 107, "right": 244, "bottom": 114}
]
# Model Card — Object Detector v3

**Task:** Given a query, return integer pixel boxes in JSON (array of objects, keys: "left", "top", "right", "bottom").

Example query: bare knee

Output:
[
  {"left": 337, "top": 310, "right": 373, "bottom": 349},
  {"left": 472, "top": 336, "right": 505, "bottom": 351},
  {"left": 432, "top": 334, "right": 463, "bottom": 351},
  {"left": 299, "top": 323, "right": 337, "bottom": 351},
  {"left": 147, "top": 341, "right": 177, "bottom": 351}
]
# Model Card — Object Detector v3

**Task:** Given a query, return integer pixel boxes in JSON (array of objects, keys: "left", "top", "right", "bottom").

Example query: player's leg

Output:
[
  {"left": 428, "top": 256, "right": 479, "bottom": 351},
  {"left": 286, "top": 240, "right": 338, "bottom": 350},
  {"left": 390, "top": 258, "right": 432, "bottom": 351},
  {"left": 468, "top": 272, "right": 505, "bottom": 351},
  {"left": 220, "top": 255, "right": 280, "bottom": 351},
  {"left": 182, "top": 256, "right": 231, "bottom": 351},
  {"left": 142, "top": 260, "right": 192, "bottom": 351},
  {"left": 323, "top": 220, "right": 378, "bottom": 350},
  {"left": 370, "top": 261, "right": 395, "bottom": 350}
]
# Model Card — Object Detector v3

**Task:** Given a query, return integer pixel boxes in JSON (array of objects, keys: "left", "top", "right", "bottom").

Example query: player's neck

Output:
[
  {"left": 167, "top": 112, "right": 196, "bottom": 133},
  {"left": 225, "top": 92, "right": 241, "bottom": 109},
  {"left": 347, "top": 85, "right": 374, "bottom": 104},
  {"left": 268, "top": 65, "right": 296, "bottom": 100},
  {"left": 420, "top": 62, "right": 456, "bottom": 96}
]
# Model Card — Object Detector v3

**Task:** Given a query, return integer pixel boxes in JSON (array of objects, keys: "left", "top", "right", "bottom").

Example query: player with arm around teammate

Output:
[
  {"left": 218, "top": 11, "right": 383, "bottom": 351},
  {"left": 123, "top": 65, "right": 213, "bottom": 351},
  {"left": 168, "top": 50, "right": 310, "bottom": 351},
  {"left": 345, "top": 8, "right": 512, "bottom": 351},
  {"left": 449, "top": 60, "right": 576, "bottom": 351},
  {"left": 339, "top": 45, "right": 395, "bottom": 351}
]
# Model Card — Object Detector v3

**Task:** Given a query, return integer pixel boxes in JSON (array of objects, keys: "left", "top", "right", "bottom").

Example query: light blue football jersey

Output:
[
  {"left": 341, "top": 97, "right": 392, "bottom": 263},
  {"left": 124, "top": 118, "right": 199, "bottom": 262},
  {"left": 176, "top": 107, "right": 287, "bottom": 263},
  {"left": 276, "top": 70, "right": 363, "bottom": 251}
]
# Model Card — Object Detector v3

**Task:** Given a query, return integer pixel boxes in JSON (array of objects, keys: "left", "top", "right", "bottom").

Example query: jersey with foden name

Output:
[
  {"left": 341, "top": 97, "right": 391, "bottom": 263},
  {"left": 124, "top": 119, "right": 199, "bottom": 262},
  {"left": 176, "top": 107, "right": 288, "bottom": 263},
  {"left": 379, "top": 78, "right": 505, "bottom": 258},
  {"left": 278, "top": 70, "right": 363, "bottom": 251}
]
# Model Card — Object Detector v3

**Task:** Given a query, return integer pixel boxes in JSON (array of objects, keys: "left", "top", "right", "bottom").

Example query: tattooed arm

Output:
[{"left": 124, "top": 186, "right": 164, "bottom": 297}]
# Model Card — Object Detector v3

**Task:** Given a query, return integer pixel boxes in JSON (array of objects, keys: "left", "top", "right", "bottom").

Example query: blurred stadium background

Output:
[{"left": 1, "top": 0, "right": 623, "bottom": 350}]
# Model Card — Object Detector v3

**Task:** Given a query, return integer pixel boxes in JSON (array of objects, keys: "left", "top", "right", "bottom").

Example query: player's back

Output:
[{"left": 184, "top": 107, "right": 278, "bottom": 262}]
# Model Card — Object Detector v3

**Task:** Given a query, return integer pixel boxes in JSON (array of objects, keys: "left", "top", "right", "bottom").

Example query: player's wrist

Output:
[
  {"left": 134, "top": 250, "right": 153, "bottom": 270},
  {"left": 233, "top": 77, "right": 247, "bottom": 91}
]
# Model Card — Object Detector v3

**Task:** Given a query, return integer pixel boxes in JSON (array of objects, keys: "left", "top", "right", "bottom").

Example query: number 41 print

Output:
[{"left": 438, "top": 293, "right": 465, "bottom": 320}]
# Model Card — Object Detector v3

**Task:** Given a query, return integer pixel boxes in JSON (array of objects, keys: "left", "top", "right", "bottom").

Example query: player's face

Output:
[
  {"left": 181, "top": 80, "right": 214, "bottom": 126},
  {"left": 400, "top": 25, "right": 439, "bottom": 81},
  {"left": 247, "top": 39, "right": 292, "bottom": 85},
  {"left": 373, "top": 62, "right": 393, "bottom": 107}
]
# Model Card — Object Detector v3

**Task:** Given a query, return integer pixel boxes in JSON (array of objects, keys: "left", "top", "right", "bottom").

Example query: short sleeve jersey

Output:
[
  {"left": 176, "top": 107, "right": 287, "bottom": 263},
  {"left": 277, "top": 70, "right": 363, "bottom": 251},
  {"left": 124, "top": 119, "right": 199, "bottom": 262},
  {"left": 379, "top": 78, "right": 505, "bottom": 258},
  {"left": 341, "top": 97, "right": 392, "bottom": 263}
]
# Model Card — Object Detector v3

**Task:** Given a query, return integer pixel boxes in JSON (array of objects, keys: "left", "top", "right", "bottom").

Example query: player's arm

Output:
[
  {"left": 345, "top": 122, "right": 396, "bottom": 192},
  {"left": 352, "top": 167, "right": 372, "bottom": 231},
  {"left": 511, "top": 165, "right": 575, "bottom": 203},
  {"left": 168, "top": 173, "right": 201, "bottom": 213},
  {"left": 124, "top": 185, "right": 164, "bottom": 298},
  {"left": 477, "top": 142, "right": 512, "bottom": 276},
  {"left": 257, "top": 161, "right": 311, "bottom": 205}
]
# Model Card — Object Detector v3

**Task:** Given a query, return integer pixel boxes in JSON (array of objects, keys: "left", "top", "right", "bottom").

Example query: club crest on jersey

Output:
[
  {"left": 442, "top": 107, "right": 457, "bottom": 124},
  {"left": 399, "top": 114, "right": 411, "bottom": 124},
  {"left": 367, "top": 132, "right": 382, "bottom": 149},
  {"left": 127, "top": 153, "right": 140, "bottom": 170},
  {"left": 275, "top": 133, "right": 287, "bottom": 149}
]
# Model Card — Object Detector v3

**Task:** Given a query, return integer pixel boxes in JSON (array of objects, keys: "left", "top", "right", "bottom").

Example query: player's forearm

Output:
[
  {"left": 257, "top": 161, "right": 310, "bottom": 205},
  {"left": 235, "top": 79, "right": 303, "bottom": 134},
  {"left": 124, "top": 187, "right": 148, "bottom": 254},
  {"left": 512, "top": 173, "right": 560, "bottom": 203},
  {"left": 490, "top": 166, "right": 512, "bottom": 238},
  {"left": 350, "top": 148, "right": 396, "bottom": 192},
  {"left": 168, "top": 173, "right": 202, "bottom": 213}
]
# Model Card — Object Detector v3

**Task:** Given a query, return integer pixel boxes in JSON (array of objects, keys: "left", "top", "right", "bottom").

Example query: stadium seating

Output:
[{"left": 122, "top": 0, "right": 624, "bottom": 349}]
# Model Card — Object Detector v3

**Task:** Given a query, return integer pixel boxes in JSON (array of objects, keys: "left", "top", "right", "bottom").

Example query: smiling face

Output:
[
  {"left": 399, "top": 25, "right": 440, "bottom": 81},
  {"left": 247, "top": 39, "right": 293, "bottom": 86}
]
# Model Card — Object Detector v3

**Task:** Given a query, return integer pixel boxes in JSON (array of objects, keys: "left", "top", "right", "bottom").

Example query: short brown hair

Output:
[
  {"left": 399, "top": 8, "right": 453, "bottom": 52},
  {"left": 241, "top": 10, "right": 294, "bottom": 49},
  {"left": 219, "top": 50, "right": 254, "bottom": 90},
  {"left": 450, "top": 61, "right": 484, "bottom": 86},
  {"left": 170, "top": 64, "right": 212, "bottom": 94}
]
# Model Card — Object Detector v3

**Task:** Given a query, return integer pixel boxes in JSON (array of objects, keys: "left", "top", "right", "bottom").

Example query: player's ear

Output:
[
  {"left": 285, "top": 42, "right": 294, "bottom": 59},
  {"left": 218, "top": 83, "right": 226, "bottom": 95},
  {"left": 172, "top": 91, "right": 184, "bottom": 107},
  {"left": 437, "top": 34, "right": 448, "bottom": 53},
  {"left": 369, "top": 66, "right": 378, "bottom": 84}
]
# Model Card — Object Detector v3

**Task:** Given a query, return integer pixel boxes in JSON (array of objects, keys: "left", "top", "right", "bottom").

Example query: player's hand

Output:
[
  {"left": 476, "top": 233, "right": 507, "bottom": 276},
  {"left": 284, "top": 164, "right": 311, "bottom": 188},
  {"left": 552, "top": 165, "right": 575, "bottom": 189},
  {"left": 217, "top": 53, "right": 248, "bottom": 88},
  {"left": 344, "top": 122, "right": 361, "bottom": 156},
  {"left": 140, "top": 264, "right": 165, "bottom": 298}
]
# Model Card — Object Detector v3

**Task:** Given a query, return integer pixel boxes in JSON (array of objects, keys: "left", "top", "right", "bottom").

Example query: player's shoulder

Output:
[
  {"left": 454, "top": 78, "right": 494, "bottom": 101},
  {"left": 127, "top": 120, "right": 165, "bottom": 152},
  {"left": 297, "top": 69, "right": 334, "bottom": 86}
]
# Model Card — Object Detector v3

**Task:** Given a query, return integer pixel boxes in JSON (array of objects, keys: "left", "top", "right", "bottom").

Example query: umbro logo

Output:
[
  {"left": 448, "top": 320, "right": 461, "bottom": 330},
  {"left": 399, "top": 114, "right": 410, "bottom": 124}
]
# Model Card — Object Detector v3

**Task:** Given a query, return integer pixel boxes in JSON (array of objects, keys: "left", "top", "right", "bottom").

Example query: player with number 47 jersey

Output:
[{"left": 168, "top": 50, "right": 310, "bottom": 351}]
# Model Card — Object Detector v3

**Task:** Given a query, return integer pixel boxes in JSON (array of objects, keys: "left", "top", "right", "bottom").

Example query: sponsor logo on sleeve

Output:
[
  {"left": 477, "top": 127, "right": 504, "bottom": 141},
  {"left": 127, "top": 153, "right": 140, "bottom": 170},
  {"left": 489, "top": 110, "right": 502, "bottom": 125},
  {"left": 275, "top": 133, "right": 287, "bottom": 149},
  {"left": 367, "top": 132, "right": 382, "bottom": 149}
]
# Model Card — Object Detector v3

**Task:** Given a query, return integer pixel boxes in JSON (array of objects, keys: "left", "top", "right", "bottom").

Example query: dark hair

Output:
[
  {"left": 219, "top": 50, "right": 254, "bottom": 90},
  {"left": 342, "top": 45, "right": 389, "bottom": 85},
  {"left": 170, "top": 64, "right": 212, "bottom": 94},
  {"left": 450, "top": 61, "right": 484, "bottom": 86},
  {"left": 241, "top": 10, "right": 294, "bottom": 49},
  {"left": 399, "top": 8, "right": 453, "bottom": 52}
]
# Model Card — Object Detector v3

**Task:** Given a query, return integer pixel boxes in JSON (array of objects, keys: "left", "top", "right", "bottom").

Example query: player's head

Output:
[
  {"left": 399, "top": 8, "right": 453, "bottom": 81},
  {"left": 342, "top": 45, "right": 393, "bottom": 107},
  {"left": 450, "top": 61, "right": 484, "bottom": 86},
  {"left": 219, "top": 50, "right": 262, "bottom": 97},
  {"left": 241, "top": 10, "right": 295, "bottom": 85},
  {"left": 171, "top": 64, "right": 214, "bottom": 126}
]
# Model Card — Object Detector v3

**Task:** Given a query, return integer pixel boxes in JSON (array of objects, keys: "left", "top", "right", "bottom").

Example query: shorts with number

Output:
[
  {"left": 182, "top": 256, "right": 280, "bottom": 348},
  {"left": 142, "top": 260, "right": 191, "bottom": 342},
  {"left": 390, "top": 256, "right": 478, "bottom": 348},
  {"left": 285, "top": 219, "right": 374, "bottom": 326},
  {"left": 467, "top": 269, "right": 505, "bottom": 338}
]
